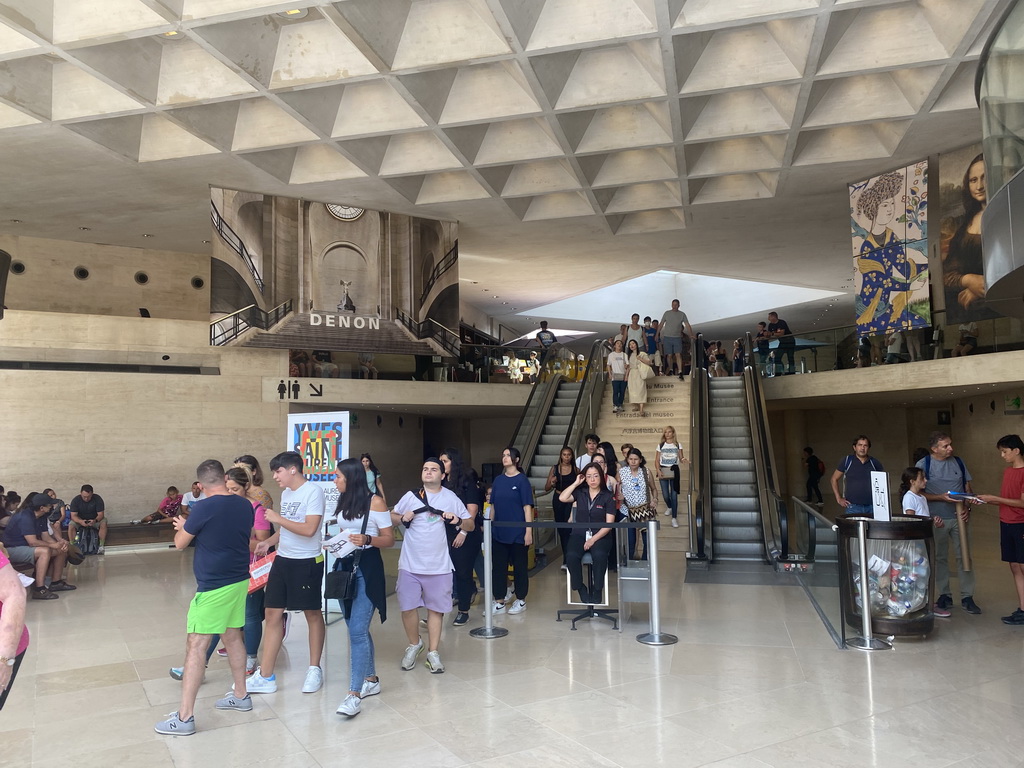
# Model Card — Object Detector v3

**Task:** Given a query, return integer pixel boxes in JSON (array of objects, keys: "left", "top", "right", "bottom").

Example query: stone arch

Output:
[{"left": 315, "top": 242, "right": 378, "bottom": 314}]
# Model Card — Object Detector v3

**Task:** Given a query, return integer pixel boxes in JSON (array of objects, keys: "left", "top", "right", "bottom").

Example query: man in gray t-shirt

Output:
[
  {"left": 656, "top": 299, "right": 694, "bottom": 377},
  {"left": 915, "top": 431, "right": 979, "bottom": 615}
]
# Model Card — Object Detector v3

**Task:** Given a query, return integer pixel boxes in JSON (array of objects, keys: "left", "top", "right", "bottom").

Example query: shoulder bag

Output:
[{"left": 323, "top": 511, "right": 370, "bottom": 604}]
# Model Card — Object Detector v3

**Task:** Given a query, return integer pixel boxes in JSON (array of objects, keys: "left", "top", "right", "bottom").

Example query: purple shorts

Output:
[{"left": 397, "top": 570, "right": 452, "bottom": 613}]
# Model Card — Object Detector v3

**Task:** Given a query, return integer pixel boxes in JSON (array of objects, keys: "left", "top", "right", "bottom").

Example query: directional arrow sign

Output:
[{"left": 308, "top": 383, "right": 323, "bottom": 397}]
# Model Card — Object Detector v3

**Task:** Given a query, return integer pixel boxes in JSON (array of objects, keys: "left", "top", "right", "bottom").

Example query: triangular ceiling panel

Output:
[
  {"left": 391, "top": 0, "right": 510, "bottom": 70},
  {"left": 190, "top": 15, "right": 283, "bottom": 87},
  {"left": 70, "top": 38, "right": 164, "bottom": 105},
  {"left": 333, "top": 80, "right": 426, "bottom": 137},
  {"left": 502, "top": 159, "right": 581, "bottom": 196},
  {"left": 522, "top": 191, "right": 595, "bottom": 221},
  {"left": 679, "top": 17, "right": 814, "bottom": 94},
  {"left": 0, "top": 100, "right": 37, "bottom": 127},
  {"left": 0, "top": 56, "right": 54, "bottom": 119},
  {"left": 931, "top": 63, "right": 979, "bottom": 113},
  {"left": 575, "top": 102, "right": 672, "bottom": 153},
  {"left": 818, "top": 5, "right": 950, "bottom": 76},
  {"left": 473, "top": 118, "right": 563, "bottom": 165},
  {"left": 51, "top": 0, "right": 167, "bottom": 45},
  {"left": 689, "top": 172, "right": 779, "bottom": 204},
  {"left": 137, "top": 114, "right": 219, "bottom": 162},
  {"left": 555, "top": 40, "right": 666, "bottom": 109},
  {"left": 793, "top": 121, "right": 910, "bottom": 166},
  {"left": 0, "top": 19, "right": 41, "bottom": 56},
  {"left": 289, "top": 144, "right": 368, "bottom": 184},
  {"left": 686, "top": 136, "right": 784, "bottom": 176},
  {"left": 589, "top": 148, "right": 678, "bottom": 187},
  {"left": 231, "top": 99, "right": 318, "bottom": 151},
  {"left": 527, "top": 0, "right": 657, "bottom": 51},
  {"left": 439, "top": 62, "right": 541, "bottom": 124},
  {"left": 155, "top": 40, "right": 257, "bottom": 105},
  {"left": 683, "top": 86, "right": 797, "bottom": 141},
  {"left": 164, "top": 101, "right": 242, "bottom": 150},
  {"left": 675, "top": 0, "right": 820, "bottom": 27},
  {"left": 51, "top": 61, "right": 144, "bottom": 120},
  {"left": 270, "top": 19, "right": 378, "bottom": 88},
  {"left": 599, "top": 181, "right": 681, "bottom": 213},
  {"left": 416, "top": 171, "right": 491, "bottom": 204},
  {"left": 613, "top": 208, "right": 686, "bottom": 235},
  {"left": 64, "top": 113, "right": 144, "bottom": 160},
  {"left": 802, "top": 70, "right": 940, "bottom": 128},
  {"left": 329, "top": 0, "right": 413, "bottom": 69},
  {"left": 379, "top": 132, "right": 462, "bottom": 176}
]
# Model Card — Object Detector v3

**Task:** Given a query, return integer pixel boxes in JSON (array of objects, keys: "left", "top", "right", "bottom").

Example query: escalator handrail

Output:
[
  {"left": 688, "top": 334, "right": 711, "bottom": 560},
  {"left": 509, "top": 373, "right": 564, "bottom": 474},
  {"left": 560, "top": 340, "right": 609, "bottom": 456},
  {"left": 743, "top": 332, "right": 784, "bottom": 563}
]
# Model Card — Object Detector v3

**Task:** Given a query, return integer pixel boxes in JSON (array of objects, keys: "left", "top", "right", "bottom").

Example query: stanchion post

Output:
[
  {"left": 470, "top": 516, "right": 508, "bottom": 640},
  {"left": 637, "top": 520, "right": 678, "bottom": 646},
  {"left": 845, "top": 518, "right": 891, "bottom": 651}
]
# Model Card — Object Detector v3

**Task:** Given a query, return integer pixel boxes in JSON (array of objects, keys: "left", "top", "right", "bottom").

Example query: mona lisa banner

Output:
[
  {"left": 849, "top": 161, "right": 929, "bottom": 337},
  {"left": 938, "top": 145, "right": 1000, "bottom": 324}
]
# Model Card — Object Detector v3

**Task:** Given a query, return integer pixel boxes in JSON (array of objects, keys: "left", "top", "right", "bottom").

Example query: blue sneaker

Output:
[{"left": 154, "top": 712, "right": 196, "bottom": 736}]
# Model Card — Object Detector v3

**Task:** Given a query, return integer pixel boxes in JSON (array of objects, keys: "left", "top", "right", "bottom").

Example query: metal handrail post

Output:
[
  {"left": 470, "top": 517, "right": 508, "bottom": 640},
  {"left": 845, "top": 518, "right": 891, "bottom": 651},
  {"left": 636, "top": 520, "right": 678, "bottom": 646}
]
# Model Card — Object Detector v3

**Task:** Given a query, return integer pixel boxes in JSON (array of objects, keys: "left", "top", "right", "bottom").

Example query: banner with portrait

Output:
[
  {"left": 849, "top": 161, "right": 929, "bottom": 337},
  {"left": 938, "top": 145, "right": 1000, "bottom": 324}
]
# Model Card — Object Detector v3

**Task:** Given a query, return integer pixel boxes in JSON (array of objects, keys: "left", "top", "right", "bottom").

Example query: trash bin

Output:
[{"left": 837, "top": 515, "right": 936, "bottom": 637}]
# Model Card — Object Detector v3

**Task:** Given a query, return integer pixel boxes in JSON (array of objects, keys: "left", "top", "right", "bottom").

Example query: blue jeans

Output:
[
  {"left": 660, "top": 478, "right": 678, "bottom": 519},
  {"left": 244, "top": 589, "right": 265, "bottom": 656},
  {"left": 612, "top": 379, "right": 626, "bottom": 408},
  {"left": 845, "top": 503, "right": 872, "bottom": 517},
  {"left": 627, "top": 527, "right": 648, "bottom": 560},
  {"left": 344, "top": 568, "right": 377, "bottom": 694}
]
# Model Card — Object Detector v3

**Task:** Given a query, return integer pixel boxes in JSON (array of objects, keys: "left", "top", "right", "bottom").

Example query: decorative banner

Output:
[
  {"left": 849, "top": 161, "right": 929, "bottom": 336},
  {"left": 286, "top": 410, "right": 350, "bottom": 509},
  {"left": 938, "top": 145, "right": 1001, "bottom": 324}
]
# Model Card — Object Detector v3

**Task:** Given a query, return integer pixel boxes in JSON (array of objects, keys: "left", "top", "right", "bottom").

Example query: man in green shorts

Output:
[{"left": 155, "top": 459, "right": 255, "bottom": 736}]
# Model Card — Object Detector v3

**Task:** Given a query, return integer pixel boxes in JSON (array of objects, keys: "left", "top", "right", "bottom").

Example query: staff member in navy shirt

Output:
[{"left": 488, "top": 447, "right": 534, "bottom": 615}]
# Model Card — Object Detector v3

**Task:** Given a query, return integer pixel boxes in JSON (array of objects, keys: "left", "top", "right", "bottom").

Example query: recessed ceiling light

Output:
[
  {"left": 492, "top": 295, "right": 499, "bottom": 298},
  {"left": 79, "top": 226, "right": 90, "bottom": 231},
  {"left": 161, "top": 30, "right": 184, "bottom": 39},
  {"left": 202, "top": 239, "right": 211, "bottom": 244},
  {"left": 277, "top": 9, "right": 308, "bottom": 18},
  {"left": 142, "top": 233, "right": 153, "bottom": 238},
  {"left": 10, "top": 219, "right": 21, "bottom": 224}
]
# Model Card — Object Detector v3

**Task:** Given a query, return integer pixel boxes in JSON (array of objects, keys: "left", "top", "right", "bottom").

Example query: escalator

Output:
[
  {"left": 687, "top": 334, "right": 832, "bottom": 570},
  {"left": 526, "top": 379, "right": 582, "bottom": 498}
]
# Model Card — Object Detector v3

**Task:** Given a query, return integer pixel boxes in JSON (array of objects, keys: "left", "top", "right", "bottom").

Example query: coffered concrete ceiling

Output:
[{"left": 0, "top": 0, "right": 1008, "bottom": 336}]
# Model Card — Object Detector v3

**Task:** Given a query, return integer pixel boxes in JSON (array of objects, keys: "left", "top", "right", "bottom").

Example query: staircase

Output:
[
  {"left": 526, "top": 380, "right": 582, "bottom": 506},
  {"left": 243, "top": 313, "right": 439, "bottom": 355},
  {"left": 589, "top": 375, "right": 691, "bottom": 553},
  {"left": 708, "top": 377, "right": 764, "bottom": 561}
]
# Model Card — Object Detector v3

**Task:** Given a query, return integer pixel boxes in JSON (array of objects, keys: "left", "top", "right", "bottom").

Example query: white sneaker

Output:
[
  {"left": 401, "top": 639, "right": 424, "bottom": 670},
  {"left": 488, "top": 601, "right": 507, "bottom": 615},
  {"left": 425, "top": 650, "right": 445, "bottom": 674},
  {"left": 246, "top": 668, "right": 277, "bottom": 694},
  {"left": 302, "top": 666, "right": 323, "bottom": 693},
  {"left": 504, "top": 586, "right": 513, "bottom": 602},
  {"left": 671, "top": 518, "right": 679, "bottom": 528},
  {"left": 508, "top": 599, "right": 527, "bottom": 615},
  {"left": 663, "top": 509, "right": 672, "bottom": 516},
  {"left": 560, "top": 564, "right": 568, "bottom": 571},
  {"left": 245, "top": 655, "right": 258, "bottom": 676},
  {"left": 360, "top": 678, "right": 381, "bottom": 697},
  {"left": 336, "top": 693, "right": 361, "bottom": 717}
]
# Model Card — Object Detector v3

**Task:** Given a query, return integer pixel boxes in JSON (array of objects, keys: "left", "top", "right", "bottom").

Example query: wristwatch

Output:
[{"left": 0, "top": 656, "right": 14, "bottom": 667}]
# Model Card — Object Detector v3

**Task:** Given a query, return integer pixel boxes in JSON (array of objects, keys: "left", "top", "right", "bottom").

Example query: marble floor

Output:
[{"left": 6, "top": 508, "right": 1024, "bottom": 768}]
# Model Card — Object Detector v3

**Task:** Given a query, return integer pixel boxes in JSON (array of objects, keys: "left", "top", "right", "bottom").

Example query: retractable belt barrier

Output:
[{"left": 470, "top": 518, "right": 678, "bottom": 646}]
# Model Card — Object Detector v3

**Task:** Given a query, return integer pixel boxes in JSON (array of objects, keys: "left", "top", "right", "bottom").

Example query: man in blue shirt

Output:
[
  {"left": 155, "top": 459, "right": 255, "bottom": 737},
  {"left": 2, "top": 493, "right": 74, "bottom": 599},
  {"left": 830, "top": 435, "right": 883, "bottom": 517}
]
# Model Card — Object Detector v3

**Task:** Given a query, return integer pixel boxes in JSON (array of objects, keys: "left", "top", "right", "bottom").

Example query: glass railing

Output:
[
  {"left": 686, "top": 334, "right": 710, "bottom": 563},
  {"left": 977, "top": 0, "right": 1024, "bottom": 195},
  {"left": 741, "top": 310, "right": 1024, "bottom": 376},
  {"left": 560, "top": 340, "right": 609, "bottom": 456}
]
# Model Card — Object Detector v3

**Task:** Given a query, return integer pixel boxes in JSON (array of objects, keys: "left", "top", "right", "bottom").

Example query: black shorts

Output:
[
  {"left": 265, "top": 555, "right": 324, "bottom": 611},
  {"left": 1000, "top": 522, "right": 1024, "bottom": 563}
]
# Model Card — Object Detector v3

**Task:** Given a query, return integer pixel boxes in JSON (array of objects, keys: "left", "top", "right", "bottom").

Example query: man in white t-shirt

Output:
[
  {"left": 247, "top": 452, "right": 326, "bottom": 696},
  {"left": 391, "top": 458, "right": 471, "bottom": 675},
  {"left": 181, "top": 482, "right": 206, "bottom": 516}
]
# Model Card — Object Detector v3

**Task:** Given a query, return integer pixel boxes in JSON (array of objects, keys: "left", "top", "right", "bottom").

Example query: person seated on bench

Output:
[
  {"left": 558, "top": 462, "right": 616, "bottom": 605},
  {"left": 132, "top": 487, "right": 184, "bottom": 525},
  {"left": 1, "top": 493, "right": 75, "bottom": 599},
  {"left": 69, "top": 484, "right": 107, "bottom": 555}
]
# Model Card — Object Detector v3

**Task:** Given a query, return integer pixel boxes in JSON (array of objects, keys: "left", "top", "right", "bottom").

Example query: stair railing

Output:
[
  {"left": 210, "top": 299, "right": 292, "bottom": 346},
  {"left": 419, "top": 241, "right": 458, "bottom": 306},
  {"left": 211, "top": 202, "right": 265, "bottom": 293}
]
